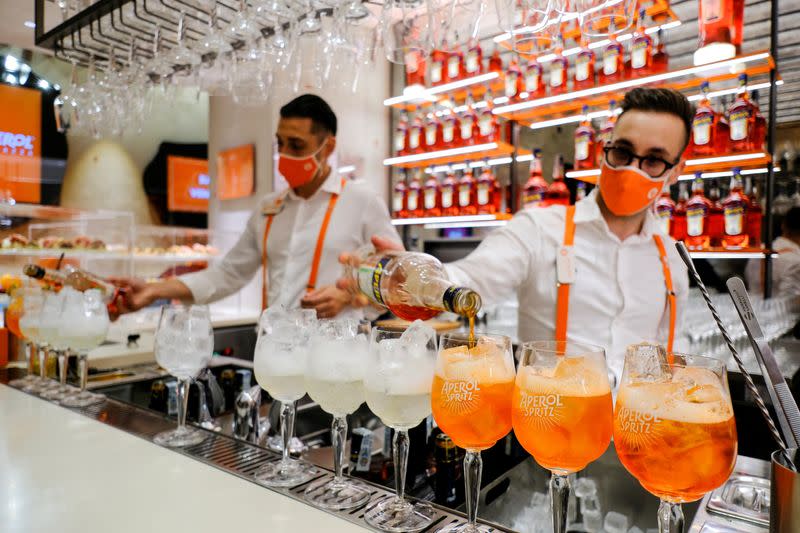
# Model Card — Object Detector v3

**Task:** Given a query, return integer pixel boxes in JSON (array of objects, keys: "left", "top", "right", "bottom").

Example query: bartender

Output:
[
  {"left": 344, "top": 87, "right": 692, "bottom": 380},
  {"left": 118, "top": 94, "right": 399, "bottom": 319}
]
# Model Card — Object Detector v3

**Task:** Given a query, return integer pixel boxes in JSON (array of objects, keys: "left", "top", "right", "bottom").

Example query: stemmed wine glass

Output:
[
  {"left": 252, "top": 308, "right": 320, "bottom": 487},
  {"left": 304, "top": 318, "right": 372, "bottom": 510},
  {"left": 512, "top": 341, "right": 613, "bottom": 533},
  {"left": 35, "top": 291, "right": 65, "bottom": 394},
  {"left": 151, "top": 304, "right": 214, "bottom": 447},
  {"left": 60, "top": 289, "right": 110, "bottom": 408},
  {"left": 364, "top": 324, "right": 437, "bottom": 532},
  {"left": 41, "top": 288, "right": 80, "bottom": 402},
  {"left": 8, "top": 286, "right": 44, "bottom": 390}
]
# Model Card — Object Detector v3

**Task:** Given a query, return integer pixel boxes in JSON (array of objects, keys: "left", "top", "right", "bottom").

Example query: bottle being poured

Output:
[{"left": 23, "top": 263, "right": 126, "bottom": 316}]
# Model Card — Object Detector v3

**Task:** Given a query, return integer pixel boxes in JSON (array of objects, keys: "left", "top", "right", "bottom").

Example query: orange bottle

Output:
[
  {"left": 599, "top": 20, "right": 625, "bottom": 85},
  {"left": 751, "top": 90, "right": 767, "bottom": 152},
  {"left": 429, "top": 44, "right": 449, "bottom": 86},
  {"left": 458, "top": 167, "right": 477, "bottom": 215},
  {"left": 441, "top": 100, "right": 461, "bottom": 149},
  {"left": 651, "top": 28, "right": 669, "bottom": 74},
  {"left": 727, "top": 74, "right": 755, "bottom": 153},
  {"left": 504, "top": 56, "right": 523, "bottom": 101},
  {"left": 546, "top": 154, "right": 570, "bottom": 206},
  {"left": 523, "top": 57, "right": 545, "bottom": 99},
  {"left": 628, "top": 9, "right": 653, "bottom": 77},
  {"left": 440, "top": 169, "right": 459, "bottom": 216},
  {"left": 406, "top": 170, "right": 424, "bottom": 218},
  {"left": 405, "top": 50, "right": 426, "bottom": 86},
  {"left": 596, "top": 101, "right": 617, "bottom": 166},
  {"left": 407, "top": 111, "right": 424, "bottom": 154},
  {"left": 672, "top": 182, "right": 689, "bottom": 241},
  {"left": 573, "top": 37, "right": 596, "bottom": 91},
  {"left": 708, "top": 179, "right": 725, "bottom": 247},
  {"left": 690, "top": 82, "right": 720, "bottom": 157},
  {"left": 446, "top": 43, "right": 465, "bottom": 82},
  {"left": 655, "top": 187, "right": 676, "bottom": 236},
  {"left": 423, "top": 172, "right": 442, "bottom": 217},
  {"left": 476, "top": 164, "right": 496, "bottom": 214},
  {"left": 392, "top": 171, "right": 408, "bottom": 218},
  {"left": 721, "top": 169, "right": 749, "bottom": 249},
  {"left": 423, "top": 110, "right": 443, "bottom": 151},
  {"left": 685, "top": 175, "right": 712, "bottom": 250},
  {"left": 464, "top": 38, "right": 483, "bottom": 77},
  {"left": 574, "top": 105, "right": 597, "bottom": 171},
  {"left": 488, "top": 45, "right": 503, "bottom": 73},
  {"left": 548, "top": 36, "right": 569, "bottom": 95},
  {"left": 394, "top": 111, "right": 410, "bottom": 156},
  {"left": 458, "top": 93, "right": 480, "bottom": 146},
  {"left": 521, "top": 149, "right": 548, "bottom": 209},
  {"left": 477, "top": 88, "right": 499, "bottom": 143}
]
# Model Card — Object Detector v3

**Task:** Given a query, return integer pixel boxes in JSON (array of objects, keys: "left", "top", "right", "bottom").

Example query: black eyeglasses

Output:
[{"left": 603, "top": 145, "right": 677, "bottom": 178}]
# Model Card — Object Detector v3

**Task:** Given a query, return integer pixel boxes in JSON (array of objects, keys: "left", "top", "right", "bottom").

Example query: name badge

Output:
[
  {"left": 261, "top": 193, "right": 288, "bottom": 216},
  {"left": 556, "top": 245, "right": 576, "bottom": 285}
]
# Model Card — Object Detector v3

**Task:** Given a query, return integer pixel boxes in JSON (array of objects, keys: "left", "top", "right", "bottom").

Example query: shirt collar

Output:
[
  {"left": 774, "top": 236, "right": 800, "bottom": 252},
  {"left": 573, "top": 189, "right": 659, "bottom": 241},
  {"left": 285, "top": 166, "right": 341, "bottom": 201}
]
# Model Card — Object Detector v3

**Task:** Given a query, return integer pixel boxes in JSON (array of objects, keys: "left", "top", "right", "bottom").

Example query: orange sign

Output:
[
  {"left": 167, "top": 155, "right": 210, "bottom": 213},
  {"left": 217, "top": 144, "right": 254, "bottom": 200},
  {"left": 0, "top": 85, "right": 41, "bottom": 203}
]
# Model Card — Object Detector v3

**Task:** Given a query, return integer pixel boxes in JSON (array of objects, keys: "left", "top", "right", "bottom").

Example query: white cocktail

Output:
[{"left": 61, "top": 289, "right": 110, "bottom": 407}]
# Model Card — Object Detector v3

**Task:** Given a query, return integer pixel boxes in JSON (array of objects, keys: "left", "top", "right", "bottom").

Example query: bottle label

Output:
[
  {"left": 466, "top": 51, "right": 480, "bottom": 73},
  {"left": 687, "top": 208, "right": 705, "bottom": 237},
  {"left": 657, "top": 211, "right": 671, "bottom": 235},
  {"left": 441, "top": 186, "right": 453, "bottom": 208},
  {"left": 357, "top": 256, "right": 392, "bottom": 306},
  {"left": 448, "top": 56, "right": 460, "bottom": 79},
  {"left": 460, "top": 117, "right": 473, "bottom": 140},
  {"left": 575, "top": 56, "right": 590, "bottom": 81},
  {"left": 479, "top": 114, "right": 493, "bottom": 136},
  {"left": 525, "top": 69, "right": 540, "bottom": 92},
  {"left": 425, "top": 124, "right": 438, "bottom": 146},
  {"left": 409, "top": 129, "right": 420, "bottom": 149},
  {"left": 575, "top": 136, "right": 589, "bottom": 161},
  {"left": 603, "top": 49, "right": 619, "bottom": 76},
  {"left": 631, "top": 41, "right": 648, "bottom": 69},
  {"left": 458, "top": 185, "right": 471, "bottom": 207},
  {"left": 702, "top": 0, "right": 722, "bottom": 22},
  {"left": 392, "top": 191, "right": 403, "bottom": 213},
  {"left": 394, "top": 131, "right": 405, "bottom": 152},
  {"left": 724, "top": 206, "right": 744, "bottom": 235},
  {"left": 477, "top": 183, "right": 489, "bottom": 205},
  {"left": 693, "top": 116, "right": 712, "bottom": 146},
  {"left": 730, "top": 110, "right": 749, "bottom": 141},
  {"left": 405, "top": 53, "right": 419, "bottom": 74},
  {"left": 443, "top": 123, "right": 455, "bottom": 143},
  {"left": 407, "top": 190, "right": 419, "bottom": 211},
  {"left": 442, "top": 286, "right": 468, "bottom": 314},
  {"left": 424, "top": 188, "right": 437, "bottom": 209},
  {"left": 505, "top": 72, "right": 518, "bottom": 98},
  {"left": 550, "top": 63, "right": 564, "bottom": 88},
  {"left": 524, "top": 192, "right": 542, "bottom": 208},
  {"left": 431, "top": 61, "right": 443, "bottom": 83}
]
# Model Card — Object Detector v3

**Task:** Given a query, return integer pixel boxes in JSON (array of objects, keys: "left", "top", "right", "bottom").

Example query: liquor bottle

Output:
[
  {"left": 654, "top": 187, "right": 676, "bottom": 236},
  {"left": 596, "top": 100, "right": 618, "bottom": 166},
  {"left": 548, "top": 36, "right": 569, "bottom": 95},
  {"left": 521, "top": 149, "right": 548, "bottom": 209},
  {"left": 714, "top": 96, "right": 731, "bottom": 155},
  {"left": 628, "top": 9, "right": 653, "bottom": 77},
  {"left": 672, "top": 182, "right": 689, "bottom": 241},
  {"left": 573, "top": 37, "right": 596, "bottom": 91},
  {"left": 423, "top": 172, "right": 442, "bottom": 217},
  {"left": 697, "top": 0, "right": 743, "bottom": 60},
  {"left": 441, "top": 100, "right": 461, "bottom": 148},
  {"left": 523, "top": 57, "right": 544, "bottom": 99},
  {"left": 464, "top": 38, "right": 483, "bottom": 77},
  {"left": 434, "top": 433, "right": 463, "bottom": 506},
  {"left": 440, "top": 169, "right": 459, "bottom": 216},
  {"left": 574, "top": 105, "right": 597, "bottom": 171},
  {"left": 721, "top": 169, "right": 749, "bottom": 249},
  {"left": 651, "top": 29, "right": 669, "bottom": 74},
  {"left": 476, "top": 164, "right": 496, "bottom": 214},
  {"left": 690, "top": 82, "right": 719, "bottom": 157},
  {"left": 24, "top": 264, "right": 116, "bottom": 296},
  {"left": 751, "top": 90, "right": 767, "bottom": 152},
  {"left": 459, "top": 92, "right": 480, "bottom": 146},
  {"left": 546, "top": 154, "right": 570, "bottom": 206},
  {"left": 430, "top": 44, "right": 448, "bottom": 86},
  {"left": 708, "top": 179, "right": 724, "bottom": 247},
  {"left": 405, "top": 50, "right": 426, "bottom": 86},
  {"left": 576, "top": 181, "right": 588, "bottom": 202},
  {"left": 423, "top": 110, "right": 442, "bottom": 151},
  {"left": 505, "top": 56, "right": 523, "bottom": 100},
  {"left": 408, "top": 111, "right": 424, "bottom": 154},
  {"left": 487, "top": 45, "right": 503, "bottom": 73},
  {"left": 746, "top": 177, "right": 763, "bottom": 247},
  {"left": 599, "top": 20, "right": 625, "bottom": 85},
  {"left": 477, "top": 88, "right": 498, "bottom": 143},
  {"left": 728, "top": 74, "right": 754, "bottom": 153},
  {"left": 394, "top": 111, "right": 410, "bottom": 156},
  {"left": 406, "top": 170, "right": 424, "bottom": 218},
  {"left": 447, "top": 43, "right": 464, "bottom": 83},
  {"left": 392, "top": 172, "right": 407, "bottom": 218},
  {"left": 348, "top": 250, "right": 482, "bottom": 321},
  {"left": 685, "top": 175, "right": 712, "bottom": 250},
  {"left": 458, "top": 167, "right": 477, "bottom": 215}
]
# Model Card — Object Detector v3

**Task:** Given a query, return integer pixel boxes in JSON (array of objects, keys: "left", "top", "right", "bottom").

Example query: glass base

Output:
[
  {"left": 304, "top": 477, "right": 372, "bottom": 510},
  {"left": 153, "top": 426, "right": 207, "bottom": 448},
  {"left": 40, "top": 384, "right": 79, "bottom": 402},
  {"left": 364, "top": 497, "right": 436, "bottom": 533},
  {"left": 21, "top": 378, "right": 48, "bottom": 394},
  {"left": 9, "top": 375, "right": 38, "bottom": 389},
  {"left": 60, "top": 391, "right": 105, "bottom": 408},
  {"left": 435, "top": 523, "right": 494, "bottom": 533},
  {"left": 254, "top": 459, "right": 320, "bottom": 488}
]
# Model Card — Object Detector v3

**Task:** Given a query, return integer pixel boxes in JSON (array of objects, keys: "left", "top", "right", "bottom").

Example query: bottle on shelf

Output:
[
  {"left": 487, "top": 44, "right": 503, "bottom": 73},
  {"left": 697, "top": 0, "right": 744, "bottom": 60},
  {"left": 628, "top": 9, "right": 653, "bottom": 77},
  {"left": 746, "top": 176, "right": 763, "bottom": 247},
  {"left": 573, "top": 36, "right": 596, "bottom": 91},
  {"left": 546, "top": 154, "right": 570, "bottom": 206},
  {"left": 347, "top": 250, "right": 482, "bottom": 321},
  {"left": 458, "top": 166, "right": 477, "bottom": 215},
  {"left": 523, "top": 56, "right": 545, "bottom": 99},
  {"left": 423, "top": 109, "right": 443, "bottom": 151},
  {"left": 405, "top": 51, "right": 426, "bottom": 86},
  {"left": 477, "top": 87, "right": 499, "bottom": 143},
  {"left": 651, "top": 28, "right": 669, "bottom": 74},
  {"left": 751, "top": 90, "right": 767, "bottom": 152},
  {"left": 392, "top": 171, "right": 408, "bottom": 218},
  {"left": 714, "top": 96, "right": 731, "bottom": 155},
  {"left": 672, "top": 182, "right": 689, "bottom": 241},
  {"left": 521, "top": 148, "right": 548, "bottom": 209},
  {"left": 423, "top": 171, "right": 442, "bottom": 217},
  {"left": 599, "top": 20, "right": 625, "bottom": 85},
  {"left": 728, "top": 74, "right": 755, "bottom": 153},
  {"left": 440, "top": 168, "right": 459, "bottom": 216},
  {"left": 430, "top": 44, "right": 449, "bottom": 86},
  {"left": 548, "top": 36, "right": 569, "bottom": 95},
  {"left": 576, "top": 181, "right": 588, "bottom": 202},
  {"left": 394, "top": 111, "right": 410, "bottom": 156},
  {"left": 574, "top": 105, "right": 597, "bottom": 171},
  {"left": 690, "top": 82, "right": 720, "bottom": 157},
  {"left": 505, "top": 55, "right": 523, "bottom": 101},
  {"left": 476, "top": 163, "right": 497, "bottom": 214},
  {"left": 441, "top": 99, "right": 461, "bottom": 149},
  {"left": 721, "top": 168, "right": 749, "bottom": 249},
  {"left": 459, "top": 92, "right": 480, "bottom": 146},
  {"left": 465, "top": 38, "right": 483, "bottom": 77},
  {"left": 708, "top": 179, "right": 724, "bottom": 247},
  {"left": 685, "top": 175, "right": 712, "bottom": 250},
  {"left": 655, "top": 186, "right": 676, "bottom": 236},
  {"left": 596, "top": 100, "right": 618, "bottom": 166},
  {"left": 447, "top": 43, "right": 464, "bottom": 83},
  {"left": 406, "top": 170, "right": 424, "bottom": 218},
  {"left": 408, "top": 110, "right": 424, "bottom": 154}
]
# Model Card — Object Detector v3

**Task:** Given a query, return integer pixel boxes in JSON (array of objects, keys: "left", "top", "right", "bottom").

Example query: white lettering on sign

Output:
[
  {"left": 0, "top": 131, "right": 36, "bottom": 156},
  {"left": 189, "top": 187, "right": 210, "bottom": 199}
]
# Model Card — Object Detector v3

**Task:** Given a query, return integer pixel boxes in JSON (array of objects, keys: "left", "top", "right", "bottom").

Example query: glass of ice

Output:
[
  {"left": 34, "top": 291, "right": 66, "bottom": 394},
  {"left": 304, "top": 318, "right": 372, "bottom": 510},
  {"left": 10, "top": 287, "right": 45, "bottom": 391},
  {"left": 253, "top": 308, "right": 320, "bottom": 487},
  {"left": 364, "top": 323, "right": 437, "bottom": 532},
  {"left": 152, "top": 304, "right": 214, "bottom": 448},
  {"left": 41, "top": 288, "right": 83, "bottom": 402}
]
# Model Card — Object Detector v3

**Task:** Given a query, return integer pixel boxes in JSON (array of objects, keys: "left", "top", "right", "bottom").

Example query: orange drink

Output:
[{"left": 6, "top": 295, "right": 23, "bottom": 338}]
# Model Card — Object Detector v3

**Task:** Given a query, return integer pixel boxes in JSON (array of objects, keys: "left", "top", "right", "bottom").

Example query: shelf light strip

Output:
[
  {"left": 427, "top": 72, "right": 500, "bottom": 95},
  {"left": 383, "top": 143, "right": 500, "bottom": 165},
  {"left": 678, "top": 167, "right": 780, "bottom": 181},
  {"left": 423, "top": 153, "right": 535, "bottom": 173},
  {"left": 493, "top": 53, "right": 771, "bottom": 115},
  {"left": 689, "top": 252, "right": 774, "bottom": 259},
  {"left": 423, "top": 220, "right": 509, "bottom": 229},
  {"left": 392, "top": 214, "right": 499, "bottom": 226}
]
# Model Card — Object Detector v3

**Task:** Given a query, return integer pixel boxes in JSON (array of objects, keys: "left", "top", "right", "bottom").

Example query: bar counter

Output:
[{"left": 0, "top": 384, "right": 367, "bottom": 533}]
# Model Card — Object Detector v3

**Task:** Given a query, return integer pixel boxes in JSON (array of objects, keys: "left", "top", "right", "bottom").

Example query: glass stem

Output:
[
  {"left": 78, "top": 352, "right": 89, "bottom": 393},
  {"left": 332, "top": 415, "right": 347, "bottom": 483},
  {"left": 58, "top": 351, "right": 68, "bottom": 385},
  {"left": 658, "top": 500, "right": 684, "bottom": 533},
  {"left": 26, "top": 342, "right": 34, "bottom": 375},
  {"left": 280, "top": 401, "right": 296, "bottom": 465},
  {"left": 176, "top": 378, "right": 190, "bottom": 432},
  {"left": 550, "top": 473, "right": 570, "bottom": 533},
  {"left": 464, "top": 450, "right": 483, "bottom": 528},
  {"left": 38, "top": 347, "right": 47, "bottom": 380},
  {"left": 393, "top": 429, "right": 409, "bottom": 504}
]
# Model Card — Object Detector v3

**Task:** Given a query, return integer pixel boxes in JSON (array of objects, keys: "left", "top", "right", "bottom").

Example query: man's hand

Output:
[
  {"left": 337, "top": 235, "right": 405, "bottom": 308},
  {"left": 108, "top": 277, "right": 161, "bottom": 314},
  {"left": 300, "top": 285, "right": 352, "bottom": 319}
]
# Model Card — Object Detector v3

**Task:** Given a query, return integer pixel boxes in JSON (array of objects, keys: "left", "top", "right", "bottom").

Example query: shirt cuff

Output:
[{"left": 178, "top": 271, "right": 215, "bottom": 305}]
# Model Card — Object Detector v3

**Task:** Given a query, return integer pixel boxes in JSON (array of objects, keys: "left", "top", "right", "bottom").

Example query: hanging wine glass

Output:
[
  {"left": 231, "top": 38, "right": 273, "bottom": 106},
  {"left": 54, "top": 59, "right": 80, "bottom": 133},
  {"left": 381, "top": 0, "right": 434, "bottom": 65},
  {"left": 225, "top": 0, "right": 263, "bottom": 41},
  {"left": 577, "top": 0, "right": 637, "bottom": 36},
  {"left": 431, "top": 0, "right": 485, "bottom": 52}
]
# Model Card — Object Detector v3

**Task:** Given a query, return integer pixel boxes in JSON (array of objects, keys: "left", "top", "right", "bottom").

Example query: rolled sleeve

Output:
[{"left": 362, "top": 192, "right": 402, "bottom": 246}]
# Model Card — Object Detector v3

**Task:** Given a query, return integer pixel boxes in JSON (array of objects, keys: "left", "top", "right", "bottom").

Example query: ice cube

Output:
[
  {"left": 604, "top": 511, "right": 629, "bottom": 533},
  {"left": 399, "top": 319, "right": 436, "bottom": 349},
  {"left": 628, "top": 526, "right": 644, "bottom": 533},
  {"left": 573, "top": 477, "right": 598, "bottom": 499},
  {"left": 624, "top": 342, "right": 671, "bottom": 382}
]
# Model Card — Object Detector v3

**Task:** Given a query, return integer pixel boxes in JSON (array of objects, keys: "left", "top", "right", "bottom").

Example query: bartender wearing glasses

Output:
[
  {"left": 118, "top": 94, "right": 399, "bottom": 319},
  {"left": 345, "top": 87, "right": 692, "bottom": 381}
]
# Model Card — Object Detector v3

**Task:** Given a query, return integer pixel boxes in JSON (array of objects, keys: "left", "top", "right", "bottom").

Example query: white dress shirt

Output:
[
  {"left": 180, "top": 170, "right": 400, "bottom": 318},
  {"left": 445, "top": 189, "right": 689, "bottom": 380},
  {"left": 745, "top": 236, "right": 800, "bottom": 296}
]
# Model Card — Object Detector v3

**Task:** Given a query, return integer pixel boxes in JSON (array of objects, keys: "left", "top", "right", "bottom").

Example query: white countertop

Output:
[{"left": 0, "top": 385, "right": 368, "bottom": 533}]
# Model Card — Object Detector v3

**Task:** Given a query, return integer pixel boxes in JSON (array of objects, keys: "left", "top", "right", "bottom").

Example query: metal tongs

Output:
[{"left": 675, "top": 242, "right": 797, "bottom": 470}]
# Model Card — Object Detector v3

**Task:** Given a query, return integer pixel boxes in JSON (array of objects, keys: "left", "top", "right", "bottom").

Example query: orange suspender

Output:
[
  {"left": 260, "top": 179, "right": 346, "bottom": 310},
  {"left": 554, "top": 208, "right": 676, "bottom": 352}
]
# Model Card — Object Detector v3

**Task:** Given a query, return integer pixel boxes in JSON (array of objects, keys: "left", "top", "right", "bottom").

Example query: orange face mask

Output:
[
  {"left": 598, "top": 163, "right": 668, "bottom": 216},
  {"left": 278, "top": 139, "right": 328, "bottom": 188}
]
